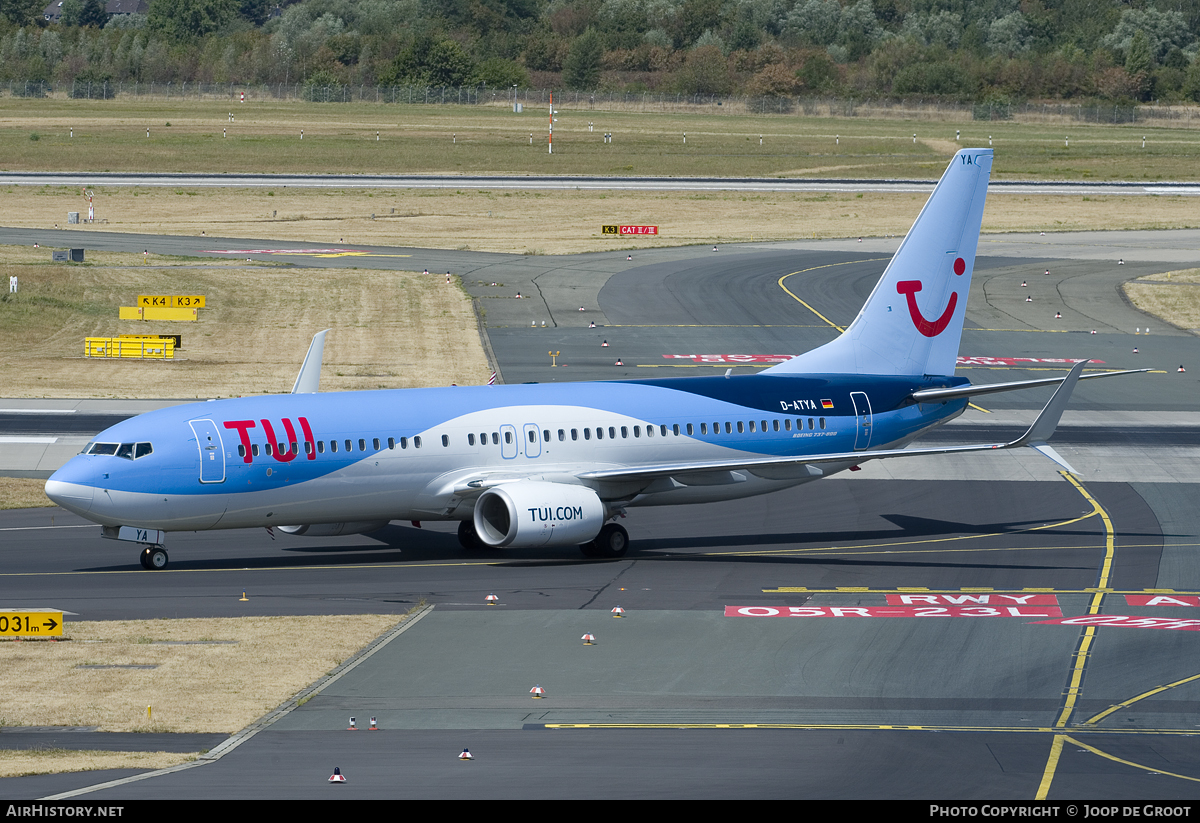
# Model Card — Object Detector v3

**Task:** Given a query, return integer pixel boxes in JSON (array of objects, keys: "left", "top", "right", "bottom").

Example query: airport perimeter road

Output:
[
  {"left": 2, "top": 172, "right": 1199, "bottom": 196},
  {"left": 2, "top": 229, "right": 1200, "bottom": 799}
]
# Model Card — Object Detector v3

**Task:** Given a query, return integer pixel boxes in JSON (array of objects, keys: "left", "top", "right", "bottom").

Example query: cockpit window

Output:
[{"left": 87, "top": 442, "right": 152, "bottom": 459}]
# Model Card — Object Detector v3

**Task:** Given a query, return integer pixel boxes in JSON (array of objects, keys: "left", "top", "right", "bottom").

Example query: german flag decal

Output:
[{"left": 821, "top": 399, "right": 834, "bottom": 409}]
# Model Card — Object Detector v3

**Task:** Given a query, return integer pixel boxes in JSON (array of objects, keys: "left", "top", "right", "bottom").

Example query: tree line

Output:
[{"left": 1, "top": 0, "right": 1199, "bottom": 103}]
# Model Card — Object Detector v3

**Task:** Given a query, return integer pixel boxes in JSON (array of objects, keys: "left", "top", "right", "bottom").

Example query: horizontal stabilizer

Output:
[{"left": 911, "top": 367, "right": 1148, "bottom": 403}]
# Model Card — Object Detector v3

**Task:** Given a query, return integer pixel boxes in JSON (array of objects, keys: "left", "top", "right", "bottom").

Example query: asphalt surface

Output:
[{"left": 2, "top": 227, "right": 1200, "bottom": 800}]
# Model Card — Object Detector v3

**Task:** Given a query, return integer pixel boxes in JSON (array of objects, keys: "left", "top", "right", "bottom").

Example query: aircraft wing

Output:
[{"left": 579, "top": 360, "right": 1092, "bottom": 484}]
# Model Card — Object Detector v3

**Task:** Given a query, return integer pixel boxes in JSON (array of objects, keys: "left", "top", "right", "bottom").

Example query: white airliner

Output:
[{"left": 45, "top": 149, "right": 1142, "bottom": 569}]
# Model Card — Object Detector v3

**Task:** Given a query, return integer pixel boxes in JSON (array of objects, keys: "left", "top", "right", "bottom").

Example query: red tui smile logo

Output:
[{"left": 896, "top": 258, "right": 966, "bottom": 337}]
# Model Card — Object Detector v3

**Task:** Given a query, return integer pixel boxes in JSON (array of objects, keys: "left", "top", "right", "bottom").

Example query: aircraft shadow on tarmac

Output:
[{"left": 74, "top": 513, "right": 1162, "bottom": 573}]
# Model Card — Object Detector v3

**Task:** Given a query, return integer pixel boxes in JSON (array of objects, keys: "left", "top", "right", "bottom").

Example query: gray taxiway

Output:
[{"left": 2, "top": 228, "right": 1200, "bottom": 799}]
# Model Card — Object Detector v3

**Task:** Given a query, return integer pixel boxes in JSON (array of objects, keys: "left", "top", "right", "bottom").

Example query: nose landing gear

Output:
[{"left": 139, "top": 546, "right": 169, "bottom": 570}]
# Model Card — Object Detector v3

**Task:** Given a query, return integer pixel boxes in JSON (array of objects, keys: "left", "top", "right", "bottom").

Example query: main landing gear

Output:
[
  {"left": 580, "top": 523, "right": 629, "bottom": 559},
  {"left": 139, "top": 546, "right": 168, "bottom": 570}
]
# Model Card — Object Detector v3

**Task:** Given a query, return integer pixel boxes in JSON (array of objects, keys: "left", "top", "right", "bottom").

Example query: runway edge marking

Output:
[{"left": 40, "top": 604, "right": 435, "bottom": 801}]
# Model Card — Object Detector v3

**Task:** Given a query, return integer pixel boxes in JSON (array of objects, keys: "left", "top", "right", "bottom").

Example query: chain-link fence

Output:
[{"left": 6, "top": 80, "right": 1197, "bottom": 127}]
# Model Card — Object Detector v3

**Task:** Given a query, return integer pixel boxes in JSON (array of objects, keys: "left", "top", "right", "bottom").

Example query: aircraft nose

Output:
[{"left": 45, "top": 462, "right": 96, "bottom": 515}]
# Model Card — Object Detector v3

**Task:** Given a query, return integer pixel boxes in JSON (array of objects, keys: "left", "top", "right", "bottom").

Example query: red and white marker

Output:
[
  {"left": 347, "top": 716, "right": 357, "bottom": 731},
  {"left": 459, "top": 748, "right": 474, "bottom": 761},
  {"left": 611, "top": 606, "right": 625, "bottom": 618},
  {"left": 329, "top": 767, "right": 346, "bottom": 783},
  {"left": 486, "top": 593, "right": 499, "bottom": 605},
  {"left": 530, "top": 685, "right": 546, "bottom": 698},
  {"left": 614, "top": 359, "right": 623, "bottom": 366},
  {"left": 369, "top": 717, "right": 379, "bottom": 731},
  {"left": 582, "top": 632, "right": 596, "bottom": 645},
  {"left": 601, "top": 340, "right": 608, "bottom": 347}
]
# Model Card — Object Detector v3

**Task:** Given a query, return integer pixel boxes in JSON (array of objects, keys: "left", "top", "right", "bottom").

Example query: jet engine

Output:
[
  {"left": 473, "top": 481, "right": 605, "bottom": 548},
  {"left": 277, "top": 521, "right": 390, "bottom": 537}
]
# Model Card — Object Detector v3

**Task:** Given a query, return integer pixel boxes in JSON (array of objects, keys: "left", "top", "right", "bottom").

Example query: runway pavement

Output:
[{"left": 2, "top": 227, "right": 1200, "bottom": 799}]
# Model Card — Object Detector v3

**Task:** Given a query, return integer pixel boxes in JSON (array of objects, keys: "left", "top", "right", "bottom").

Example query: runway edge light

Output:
[
  {"left": 611, "top": 606, "right": 625, "bottom": 618},
  {"left": 486, "top": 593, "right": 499, "bottom": 605},
  {"left": 582, "top": 632, "right": 596, "bottom": 645},
  {"left": 329, "top": 767, "right": 346, "bottom": 783},
  {"left": 530, "top": 684, "right": 546, "bottom": 698},
  {"left": 460, "top": 748, "right": 474, "bottom": 761}
]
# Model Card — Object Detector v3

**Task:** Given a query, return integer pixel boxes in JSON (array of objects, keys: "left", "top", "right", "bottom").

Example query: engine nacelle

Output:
[
  {"left": 474, "top": 481, "right": 605, "bottom": 548},
  {"left": 277, "top": 521, "right": 390, "bottom": 537}
]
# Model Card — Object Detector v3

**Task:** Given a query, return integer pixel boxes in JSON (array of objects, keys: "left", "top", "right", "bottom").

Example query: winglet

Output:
[
  {"left": 291, "top": 329, "right": 331, "bottom": 394},
  {"left": 1006, "top": 359, "right": 1088, "bottom": 473}
]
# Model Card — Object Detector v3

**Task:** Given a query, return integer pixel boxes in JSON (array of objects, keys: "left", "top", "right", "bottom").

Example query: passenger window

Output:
[
  {"left": 608, "top": 427, "right": 616, "bottom": 439},
  {"left": 468, "top": 433, "right": 476, "bottom": 446},
  {"left": 662, "top": 425, "right": 669, "bottom": 436},
  {"left": 737, "top": 422, "right": 745, "bottom": 433},
  {"left": 388, "top": 437, "right": 395, "bottom": 449},
  {"left": 504, "top": 431, "right": 512, "bottom": 444},
  {"left": 491, "top": 432, "right": 499, "bottom": 445},
  {"left": 135, "top": 442, "right": 153, "bottom": 459},
  {"left": 761, "top": 420, "right": 768, "bottom": 432},
  {"left": 558, "top": 429, "right": 565, "bottom": 441},
  {"left": 414, "top": 436, "right": 422, "bottom": 448},
  {"left": 808, "top": 418, "right": 814, "bottom": 430},
  {"left": 265, "top": 443, "right": 273, "bottom": 455},
  {"left": 596, "top": 427, "right": 604, "bottom": 440},
  {"left": 373, "top": 438, "right": 380, "bottom": 450},
  {"left": 700, "top": 423, "right": 707, "bottom": 434},
  {"left": 783, "top": 419, "right": 791, "bottom": 431},
  {"left": 318, "top": 441, "right": 325, "bottom": 454},
  {"left": 773, "top": 420, "right": 780, "bottom": 431},
  {"left": 685, "top": 423, "right": 692, "bottom": 435},
  {"left": 400, "top": 437, "right": 407, "bottom": 449},
  {"left": 304, "top": 441, "right": 313, "bottom": 455},
  {"left": 442, "top": 434, "right": 449, "bottom": 447},
  {"left": 724, "top": 422, "right": 732, "bottom": 434},
  {"left": 543, "top": 430, "right": 550, "bottom": 441},
  {"left": 238, "top": 445, "right": 246, "bottom": 457},
  {"left": 253, "top": 443, "right": 261, "bottom": 456},
  {"left": 584, "top": 428, "right": 591, "bottom": 440},
  {"left": 646, "top": 426, "right": 653, "bottom": 438},
  {"left": 345, "top": 439, "right": 353, "bottom": 452},
  {"left": 329, "top": 441, "right": 336, "bottom": 453},
  {"left": 570, "top": 429, "right": 578, "bottom": 441},
  {"left": 289, "top": 442, "right": 296, "bottom": 455},
  {"left": 820, "top": 418, "right": 826, "bottom": 430},
  {"left": 622, "top": 426, "right": 629, "bottom": 438},
  {"left": 358, "top": 439, "right": 366, "bottom": 452}
]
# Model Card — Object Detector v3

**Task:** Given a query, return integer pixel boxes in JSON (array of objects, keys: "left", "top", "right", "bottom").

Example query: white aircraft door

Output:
[
  {"left": 850, "top": 392, "right": 873, "bottom": 451},
  {"left": 522, "top": 424, "right": 541, "bottom": 458},
  {"left": 189, "top": 418, "right": 226, "bottom": 483},
  {"left": 500, "top": 424, "right": 518, "bottom": 459}
]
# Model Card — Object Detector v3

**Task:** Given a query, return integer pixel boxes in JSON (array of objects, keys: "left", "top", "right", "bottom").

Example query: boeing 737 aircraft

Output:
[{"left": 45, "top": 149, "right": 1142, "bottom": 569}]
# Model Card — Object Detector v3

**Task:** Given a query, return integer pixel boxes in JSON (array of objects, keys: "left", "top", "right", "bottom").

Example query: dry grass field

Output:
[
  {"left": 0, "top": 613, "right": 407, "bottom": 776},
  {"left": 1122, "top": 268, "right": 1200, "bottom": 334},
  {"left": 0, "top": 477, "right": 52, "bottom": 508},
  {"left": 4, "top": 186, "right": 1198, "bottom": 255},
  {"left": 1, "top": 98, "right": 1197, "bottom": 180},
  {"left": 0, "top": 251, "right": 491, "bottom": 400}
]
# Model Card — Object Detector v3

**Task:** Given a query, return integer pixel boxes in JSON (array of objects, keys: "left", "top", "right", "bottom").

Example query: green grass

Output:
[{"left": 0, "top": 98, "right": 1195, "bottom": 180}]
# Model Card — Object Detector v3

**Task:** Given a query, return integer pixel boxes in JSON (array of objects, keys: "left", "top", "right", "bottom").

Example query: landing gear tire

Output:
[
  {"left": 458, "top": 519, "right": 485, "bottom": 550},
  {"left": 581, "top": 523, "right": 629, "bottom": 559},
  {"left": 140, "top": 546, "right": 168, "bottom": 570}
]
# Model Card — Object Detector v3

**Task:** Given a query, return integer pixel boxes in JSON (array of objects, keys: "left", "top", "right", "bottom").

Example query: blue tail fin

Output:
[{"left": 765, "top": 149, "right": 992, "bottom": 377}]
